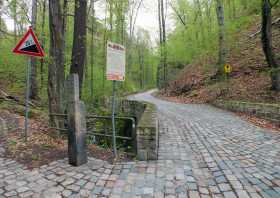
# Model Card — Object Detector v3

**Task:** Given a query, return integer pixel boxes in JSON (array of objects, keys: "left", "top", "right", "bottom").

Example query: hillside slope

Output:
[{"left": 161, "top": 14, "right": 280, "bottom": 104}]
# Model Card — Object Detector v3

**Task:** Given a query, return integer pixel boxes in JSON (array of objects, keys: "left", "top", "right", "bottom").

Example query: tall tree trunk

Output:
[
  {"left": 62, "top": 0, "right": 68, "bottom": 47},
  {"left": 216, "top": 0, "right": 226, "bottom": 72},
  {"left": 40, "top": 0, "right": 46, "bottom": 89},
  {"left": 108, "top": 0, "right": 113, "bottom": 40},
  {"left": 102, "top": 4, "right": 108, "bottom": 90},
  {"left": 261, "top": 0, "right": 280, "bottom": 91},
  {"left": 157, "top": 0, "right": 162, "bottom": 88},
  {"left": 206, "top": 0, "right": 213, "bottom": 34},
  {"left": 30, "top": 0, "right": 38, "bottom": 100},
  {"left": 70, "top": 0, "right": 87, "bottom": 96},
  {"left": 0, "top": 0, "right": 2, "bottom": 44},
  {"left": 12, "top": 0, "right": 17, "bottom": 45},
  {"left": 138, "top": 44, "right": 144, "bottom": 89},
  {"left": 48, "top": 0, "right": 66, "bottom": 127},
  {"left": 160, "top": 0, "right": 167, "bottom": 88},
  {"left": 90, "top": 0, "right": 95, "bottom": 99}
]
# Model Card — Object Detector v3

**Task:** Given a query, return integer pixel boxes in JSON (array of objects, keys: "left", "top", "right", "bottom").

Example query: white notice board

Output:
[{"left": 106, "top": 41, "right": 126, "bottom": 81}]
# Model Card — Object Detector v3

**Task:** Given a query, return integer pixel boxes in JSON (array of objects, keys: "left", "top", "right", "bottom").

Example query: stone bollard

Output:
[{"left": 66, "top": 74, "right": 88, "bottom": 166}]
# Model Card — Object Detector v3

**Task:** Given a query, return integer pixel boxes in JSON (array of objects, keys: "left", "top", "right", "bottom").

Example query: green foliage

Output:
[
  {"left": 0, "top": 36, "right": 26, "bottom": 94},
  {"left": 8, "top": 139, "right": 17, "bottom": 146},
  {"left": 0, "top": 0, "right": 158, "bottom": 110},
  {"left": 0, "top": 0, "right": 269, "bottom": 109},
  {"left": 165, "top": 0, "right": 262, "bottom": 79}
]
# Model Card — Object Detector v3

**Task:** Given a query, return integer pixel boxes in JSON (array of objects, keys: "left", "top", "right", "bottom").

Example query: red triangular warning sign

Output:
[{"left": 13, "top": 27, "right": 45, "bottom": 57}]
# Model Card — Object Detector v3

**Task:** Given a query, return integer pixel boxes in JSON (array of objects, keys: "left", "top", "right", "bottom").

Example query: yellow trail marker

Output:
[{"left": 224, "top": 64, "right": 232, "bottom": 74}]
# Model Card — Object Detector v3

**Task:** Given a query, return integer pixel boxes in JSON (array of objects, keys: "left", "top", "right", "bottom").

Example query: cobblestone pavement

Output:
[{"left": 1, "top": 91, "right": 280, "bottom": 198}]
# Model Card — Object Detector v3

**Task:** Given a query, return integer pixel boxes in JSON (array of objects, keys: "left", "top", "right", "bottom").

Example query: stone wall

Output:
[
  {"left": 212, "top": 100, "right": 280, "bottom": 123},
  {"left": 101, "top": 98, "right": 159, "bottom": 161},
  {"left": 136, "top": 102, "right": 158, "bottom": 161},
  {"left": 103, "top": 98, "right": 146, "bottom": 120}
]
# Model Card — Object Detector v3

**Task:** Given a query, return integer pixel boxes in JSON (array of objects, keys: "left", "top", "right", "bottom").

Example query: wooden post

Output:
[{"left": 66, "top": 74, "right": 88, "bottom": 166}]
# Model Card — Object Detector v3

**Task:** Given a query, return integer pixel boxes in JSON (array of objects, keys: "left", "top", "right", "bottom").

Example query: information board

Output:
[{"left": 106, "top": 41, "right": 126, "bottom": 81}]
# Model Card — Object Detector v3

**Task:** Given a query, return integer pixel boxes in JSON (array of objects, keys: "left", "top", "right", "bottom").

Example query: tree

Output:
[
  {"left": 30, "top": 0, "right": 38, "bottom": 100},
  {"left": 157, "top": 0, "right": 168, "bottom": 88},
  {"left": 70, "top": 0, "right": 87, "bottom": 95},
  {"left": 136, "top": 30, "right": 145, "bottom": 89},
  {"left": 0, "top": 0, "right": 3, "bottom": 40},
  {"left": 89, "top": 0, "right": 96, "bottom": 100},
  {"left": 157, "top": 0, "right": 162, "bottom": 87},
  {"left": 160, "top": 0, "right": 167, "bottom": 88},
  {"left": 10, "top": 0, "right": 17, "bottom": 44},
  {"left": 48, "top": 0, "right": 67, "bottom": 127},
  {"left": 39, "top": 0, "right": 47, "bottom": 88},
  {"left": 215, "top": 0, "right": 226, "bottom": 72},
  {"left": 205, "top": 0, "right": 213, "bottom": 34},
  {"left": 261, "top": 0, "right": 280, "bottom": 91}
]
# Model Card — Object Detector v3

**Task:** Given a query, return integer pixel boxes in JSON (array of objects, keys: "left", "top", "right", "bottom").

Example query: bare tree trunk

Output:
[
  {"left": 206, "top": 0, "right": 213, "bottom": 34},
  {"left": 121, "top": 4, "right": 125, "bottom": 45},
  {"left": 62, "top": 0, "right": 68, "bottom": 45},
  {"left": 0, "top": 0, "right": 2, "bottom": 44},
  {"left": 40, "top": 0, "right": 46, "bottom": 89},
  {"left": 30, "top": 0, "right": 38, "bottom": 100},
  {"left": 161, "top": 0, "right": 167, "bottom": 88},
  {"left": 12, "top": 0, "right": 17, "bottom": 45},
  {"left": 102, "top": 4, "right": 108, "bottom": 91},
  {"left": 90, "top": 0, "right": 95, "bottom": 99},
  {"left": 137, "top": 43, "right": 144, "bottom": 89},
  {"left": 157, "top": 0, "right": 162, "bottom": 88},
  {"left": 216, "top": 0, "right": 226, "bottom": 72},
  {"left": 70, "top": 0, "right": 87, "bottom": 96},
  {"left": 108, "top": 0, "right": 113, "bottom": 40},
  {"left": 48, "top": 0, "right": 66, "bottom": 127},
  {"left": 261, "top": 0, "right": 280, "bottom": 91}
]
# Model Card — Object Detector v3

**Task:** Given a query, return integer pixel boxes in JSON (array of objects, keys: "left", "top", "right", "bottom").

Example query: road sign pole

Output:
[
  {"left": 12, "top": 27, "right": 45, "bottom": 142},
  {"left": 24, "top": 58, "right": 31, "bottom": 142},
  {"left": 111, "top": 80, "right": 117, "bottom": 157}
]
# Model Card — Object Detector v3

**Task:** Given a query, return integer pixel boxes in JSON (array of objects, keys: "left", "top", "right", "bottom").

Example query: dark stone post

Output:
[{"left": 66, "top": 74, "right": 88, "bottom": 166}]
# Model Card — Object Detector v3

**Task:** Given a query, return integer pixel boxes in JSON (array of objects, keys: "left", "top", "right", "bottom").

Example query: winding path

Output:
[{"left": 1, "top": 91, "right": 280, "bottom": 198}]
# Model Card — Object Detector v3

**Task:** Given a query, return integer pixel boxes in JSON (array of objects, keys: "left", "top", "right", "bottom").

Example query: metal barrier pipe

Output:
[{"left": 87, "top": 133, "right": 133, "bottom": 140}]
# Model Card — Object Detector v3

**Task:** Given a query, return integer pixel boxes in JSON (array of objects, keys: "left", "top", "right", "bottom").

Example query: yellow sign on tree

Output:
[{"left": 224, "top": 64, "right": 232, "bottom": 74}]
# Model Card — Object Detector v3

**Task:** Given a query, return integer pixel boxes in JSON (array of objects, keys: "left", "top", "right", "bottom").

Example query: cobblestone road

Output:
[{"left": 1, "top": 91, "right": 280, "bottom": 198}]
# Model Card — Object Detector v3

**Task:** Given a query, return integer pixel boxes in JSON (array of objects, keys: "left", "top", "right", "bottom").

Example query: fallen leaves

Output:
[
  {"left": 0, "top": 108, "right": 134, "bottom": 169},
  {"left": 236, "top": 112, "right": 280, "bottom": 132},
  {"left": 160, "top": 14, "right": 280, "bottom": 105}
]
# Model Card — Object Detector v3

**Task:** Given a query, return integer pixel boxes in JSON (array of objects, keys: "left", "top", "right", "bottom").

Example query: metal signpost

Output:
[
  {"left": 12, "top": 27, "right": 45, "bottom": 141},
  {"left": 224, "top": 63, "right": 232, "bottom": 93},
  {"left": 111, "top": 80, "right": 117, "bottom": 156},
  {"left": 106, "top": 41, "right": 126, "bottom": 157},
  {"left": 24, "top": 59, "right": 31, "bottom": 142}
]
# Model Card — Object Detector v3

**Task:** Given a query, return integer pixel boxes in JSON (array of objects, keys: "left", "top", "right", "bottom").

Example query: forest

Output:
[
  {"left": 0, "top": 0, "right": 280, "bottom": 141},
  {"left": 0, "top": 0, "right": 157, "bottom": 116}
]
